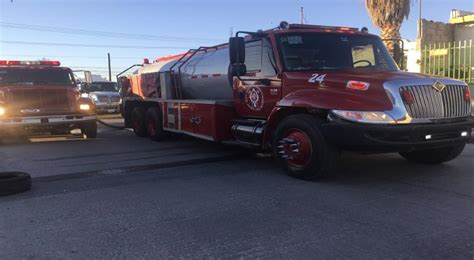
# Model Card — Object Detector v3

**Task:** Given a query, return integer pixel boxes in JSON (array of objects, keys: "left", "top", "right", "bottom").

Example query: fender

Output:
[{"left": 262, "top": 89, "right": 393, "bottom": 148}]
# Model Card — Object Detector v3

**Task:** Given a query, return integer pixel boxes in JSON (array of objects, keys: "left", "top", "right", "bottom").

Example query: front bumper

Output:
[
  {"left": 0, "top": 114, "right": 96, "bottom": 130},
  {"left": 321, "top": 117, "right": 474, "bottom": 152},
  {"left": 94, "top": 102, "right": 120, "bottom": 113}
]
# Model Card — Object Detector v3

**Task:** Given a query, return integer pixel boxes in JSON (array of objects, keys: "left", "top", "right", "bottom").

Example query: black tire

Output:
[
  {"left": 131, "top": 107, "right": 148, "bottom": 137},
  {"left": 273, "top": 114, "right": 339, "bottom": 180},
  {"left": 399, "top": 144, "right": 465, "bottom": 164},
  {"left": 0, "top": 172, "right": 32, "bottom": 196},
  {"left": 81, "top": 121, "right": 97, "bottom": 139},
  {"left": 146, "top": 107, "right": 167, "bottom": 141}
]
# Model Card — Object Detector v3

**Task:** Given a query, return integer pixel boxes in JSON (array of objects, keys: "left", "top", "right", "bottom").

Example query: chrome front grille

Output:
[
  {"left": 110, "top": 96, "right": 121, "bottom": 102},
  {"left": 97, "top": 96, "right": 120, "bottom": 103},
  {"left": 400, "top": 84, "right": 471, "bottom": 119},
  {"left": 97, "top": 96, "right": 109, "bottom": 102}
]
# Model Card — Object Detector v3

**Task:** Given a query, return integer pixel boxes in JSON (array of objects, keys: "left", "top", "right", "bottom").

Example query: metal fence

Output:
[{"left": 422, "top": 40, "right": 473, "bottom": 83}]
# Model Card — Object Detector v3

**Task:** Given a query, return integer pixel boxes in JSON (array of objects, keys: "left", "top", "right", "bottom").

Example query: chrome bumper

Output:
[
  {"left": 0, "top": 114, "right": 96, "bottom": 127},
  {"left": 95, "top": 102, "right": 121, "bottom": 112}
]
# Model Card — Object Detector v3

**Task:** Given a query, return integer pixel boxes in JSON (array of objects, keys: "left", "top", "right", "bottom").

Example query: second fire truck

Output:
[{"left": 119, "top": 22, "right": 473, "bottom": 180}]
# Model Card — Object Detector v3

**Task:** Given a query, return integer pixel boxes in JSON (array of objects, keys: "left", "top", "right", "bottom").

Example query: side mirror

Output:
[{"left": 229, "top": 37, "right": 245, "bottom": 64}]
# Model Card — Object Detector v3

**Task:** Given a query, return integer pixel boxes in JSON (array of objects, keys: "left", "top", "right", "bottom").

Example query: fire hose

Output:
[{"left": 96, "top": 118, "right": 127, "bottom": 130}]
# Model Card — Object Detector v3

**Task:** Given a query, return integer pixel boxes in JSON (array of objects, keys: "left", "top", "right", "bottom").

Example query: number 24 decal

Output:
[{"left": 308, "top": 73, "right": 326, "bottom": 84}]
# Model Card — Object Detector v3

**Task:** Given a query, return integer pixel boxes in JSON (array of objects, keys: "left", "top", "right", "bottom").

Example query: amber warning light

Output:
[{"left": 0, "top": 60, "right": 61, "bottom": 66}]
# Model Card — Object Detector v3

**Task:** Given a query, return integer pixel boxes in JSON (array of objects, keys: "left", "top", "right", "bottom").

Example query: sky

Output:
[{"left": 0, "top": 0, "right": 472, "bottom": 79}]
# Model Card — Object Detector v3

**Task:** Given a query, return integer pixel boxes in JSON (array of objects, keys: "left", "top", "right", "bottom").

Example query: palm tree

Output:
[{"left": 365, "top": 0, "right": 412, "bottom": 54}]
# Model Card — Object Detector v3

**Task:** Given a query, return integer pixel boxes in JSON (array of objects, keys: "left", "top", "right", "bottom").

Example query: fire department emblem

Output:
[
  {"left": 432, "top": 81, "right": 446, "bottom": 92},
  {"left": 245, "top": 86, "right": 264, "bottom": 111}
]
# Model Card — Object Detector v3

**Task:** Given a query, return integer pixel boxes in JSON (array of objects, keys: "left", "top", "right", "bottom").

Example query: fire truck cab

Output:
[
  {"left": 0, "top": 60, "right": 97, "bottom": 140},
  {"left": 120, "top": 23, "right": 473, "bottom": 180}
]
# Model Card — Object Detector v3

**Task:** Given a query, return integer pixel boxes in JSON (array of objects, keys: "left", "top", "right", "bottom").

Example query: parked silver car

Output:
[{"left": 85, "top": 82, "right": 121, "bottom": 114}]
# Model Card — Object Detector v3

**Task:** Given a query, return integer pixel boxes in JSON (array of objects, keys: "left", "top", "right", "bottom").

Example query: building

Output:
[{"left": 408, "top": 9, "right": 474, "bottom": 85}]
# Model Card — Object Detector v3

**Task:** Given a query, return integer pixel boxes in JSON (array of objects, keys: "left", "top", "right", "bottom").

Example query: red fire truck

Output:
[
  {"left": 119, "top": 22, "right": 473, "bottom": 180},
  {"left": 0, "top": 60, "right": 97, "bottom": 140}
]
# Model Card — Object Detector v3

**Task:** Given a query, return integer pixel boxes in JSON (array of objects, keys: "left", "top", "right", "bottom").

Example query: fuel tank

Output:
[
  {"left": 137, "top": 46, "right": 233, "bottom": 100},
  {"left": 179, "top": 47, "right": 232, "bottom": 100}
]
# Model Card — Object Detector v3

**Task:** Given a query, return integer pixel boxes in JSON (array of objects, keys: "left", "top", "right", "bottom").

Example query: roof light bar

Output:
[
  {"left": 287, "top": 24, "right": 359, "bottom": 32},
  {"left": 0, "top": 60, "right": 60, "bottom": 66}
]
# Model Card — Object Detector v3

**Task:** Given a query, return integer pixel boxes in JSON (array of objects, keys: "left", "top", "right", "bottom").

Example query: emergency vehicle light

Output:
[
  {"left": 287, "top": 24, "right": 359, "bottom": 32},
  {"left": 346, "top": 81, "right": 370, "bottom": 91},
  {"left": 0, "top": 60, "right": 60, "bottom": 66}
]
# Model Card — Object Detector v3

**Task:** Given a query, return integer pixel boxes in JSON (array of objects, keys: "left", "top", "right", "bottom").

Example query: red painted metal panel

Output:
[
  {"left": 179, "top": 102, "right": 193, "bottom": 132},
  {"left": 192, "top": 103, "right": 215, "bottom": 137}
]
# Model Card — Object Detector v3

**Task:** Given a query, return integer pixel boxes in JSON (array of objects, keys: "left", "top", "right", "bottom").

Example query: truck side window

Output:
[
  {"left": 245, "top": 40, "right": 262, "bottom": 72},
  {"left": 261, "top": 39, "right": 277, "bottom": 77}
]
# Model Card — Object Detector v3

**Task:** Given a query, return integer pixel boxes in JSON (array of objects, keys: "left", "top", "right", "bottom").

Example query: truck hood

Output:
[
  {"left": 280, "top": 69, "right": 443, "bottom": 111},
  {"left": 0, "top": 85, "right": 79, "bottom": 116}
]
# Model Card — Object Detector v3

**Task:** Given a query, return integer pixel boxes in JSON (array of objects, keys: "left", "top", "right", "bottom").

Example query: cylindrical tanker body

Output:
[
  {"left": 149, "top": 46, "right": 232, "bottom": 100},
  {"left": 178, "top": 47, "right": 232, "bottom": 100}
]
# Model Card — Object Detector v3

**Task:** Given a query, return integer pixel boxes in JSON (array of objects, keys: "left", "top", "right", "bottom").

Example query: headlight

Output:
[
  {"left": 79, "top": 104, "right": 91, "bottom": 111},
  {"left": 90, "top": 95, "right": 99, "bottom": 102},
  {"left": 331, "top": 110, "right": 396, "bottom": 124},
  {"left": 0, "top": 106, "right": 5, "bottom": 116}
]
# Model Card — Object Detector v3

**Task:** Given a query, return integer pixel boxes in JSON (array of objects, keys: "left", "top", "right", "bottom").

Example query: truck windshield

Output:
[
  {"left": 88, "top": 82, "right": 118, "bottom": 92},
  {"left": 0, "top": 68, "right": 75, "bottom": 86},
  {"left": 277, "top": 33, "right": 398, "bottom": 71}
]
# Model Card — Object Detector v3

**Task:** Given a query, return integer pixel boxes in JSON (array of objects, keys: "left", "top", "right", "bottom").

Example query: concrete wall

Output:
[
  {"left": 454, "top": 26, "right": 474, "bottom": 43},
  {"left": 417, "top": 19, "right": 454, "bottom": 49},
  {"left": 403, "top": 40, "right": 421, "bottom": 73}
]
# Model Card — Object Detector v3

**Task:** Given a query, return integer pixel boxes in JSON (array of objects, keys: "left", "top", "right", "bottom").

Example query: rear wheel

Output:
[
  {"left": 146, "top": 107, "right": 167, "bottom": 141},
  {"left": 131, "top": 107, "right": 147, "bottom": 137},
  {"left": 81, "top": 121, "right": 97, "bottom": 139},
  {"left": 273, "top": 114, "right": 339, "bottom": 180},
  {"left": 399, "top": 144, "right": 465, "bottom": 164}
]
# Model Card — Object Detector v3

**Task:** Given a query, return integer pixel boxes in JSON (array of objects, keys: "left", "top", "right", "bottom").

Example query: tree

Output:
[{"left": 365, "top": 0, "right": 412, "bottom": 55}]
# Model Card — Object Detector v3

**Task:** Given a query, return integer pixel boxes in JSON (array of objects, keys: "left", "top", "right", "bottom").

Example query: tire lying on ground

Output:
[{"left": 0, "top": 172, "right": 32, "bottom": 196}]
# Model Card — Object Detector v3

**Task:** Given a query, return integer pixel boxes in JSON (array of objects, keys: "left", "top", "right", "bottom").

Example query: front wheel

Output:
[
  {"left": 81, "top": 121, "right": 97, "bottom": 139},
  {"left": 273, "top": 114, "right": 339, "bottom": 180},
  {"left": 399, "top": 144, "right": 465, "bottom": 164}
]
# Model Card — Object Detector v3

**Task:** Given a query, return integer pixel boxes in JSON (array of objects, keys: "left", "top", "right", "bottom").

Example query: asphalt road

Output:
[{"left": 1, "top": 116, "right": 473, "bottom": 259}]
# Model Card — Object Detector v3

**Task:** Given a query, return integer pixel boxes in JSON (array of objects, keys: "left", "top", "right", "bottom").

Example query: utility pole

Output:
[
  {"left": 229, "top": 27, "right": 234, "bottom": 37},
  {"left": 300, "top": 7, "right": 304, "bottom": 24},
  {"left": 107, "top": 53, "right": 111, "bottom": 81},
  {"left": 418, "top": 0, "right": 422, "bottom": 38}
]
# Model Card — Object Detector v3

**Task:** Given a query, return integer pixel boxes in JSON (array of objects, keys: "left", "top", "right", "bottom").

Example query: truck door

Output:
[{"left": 234, "top": 38, "right": 281, "bottom": 119}]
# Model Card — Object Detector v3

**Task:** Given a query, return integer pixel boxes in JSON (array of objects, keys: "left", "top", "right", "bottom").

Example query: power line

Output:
[
  {"left": 1, "top": 40, "right": 193, "bottom": 50},
  {"left": 0, "top": 22, "right": 222, "bottom": 43}
]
